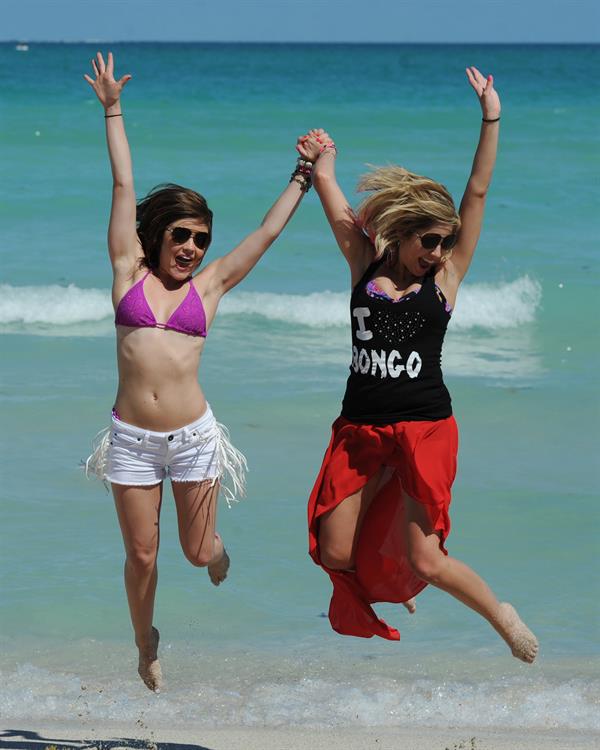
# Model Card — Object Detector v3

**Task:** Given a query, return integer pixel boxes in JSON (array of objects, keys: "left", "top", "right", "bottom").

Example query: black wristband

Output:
[
  {"left": 104, "top": 113, "right": 123, "bottom": 118},
  {"left": 482, "top": 116, "right": 500, "bottom": 123}
]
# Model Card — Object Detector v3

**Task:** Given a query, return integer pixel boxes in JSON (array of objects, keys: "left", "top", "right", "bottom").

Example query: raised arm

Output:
[
  {"left": 299, "top": 129, "right": 372, "bottom": 282},
  {"left": 84, "top": 52, "right": 140, "bottom": 278},
  {"left": 201, "top": 153, "right": 313, "bottom": 298},
  {"left": 449, "top": 67, "right": 501, "bottom": 282}
]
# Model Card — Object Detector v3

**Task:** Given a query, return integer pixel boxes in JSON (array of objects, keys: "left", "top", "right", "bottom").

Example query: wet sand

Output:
[{"left": 3, "top": 723, "right": 598, "bottom": 750}]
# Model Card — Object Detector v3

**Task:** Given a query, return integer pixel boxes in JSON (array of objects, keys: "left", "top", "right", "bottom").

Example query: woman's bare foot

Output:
[
  {"left": 402, "top": 597, "right": 417, "bottom": 614},
  {"left": 137, "top": 626, "right": 162, "bottom": 692},
  {"left": 496, "top": 602, "right": 539, "bottom": 663},
  {"left": 208, "top": 534, "right": 230, "bottom": 586}
]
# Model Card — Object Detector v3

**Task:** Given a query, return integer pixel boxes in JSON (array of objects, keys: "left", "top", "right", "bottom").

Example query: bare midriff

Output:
[{"left": 114, "top": 326, "right": 207, "bottom": 431}]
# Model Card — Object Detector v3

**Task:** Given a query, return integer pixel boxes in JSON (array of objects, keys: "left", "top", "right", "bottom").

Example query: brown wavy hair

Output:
[{"left": 136, "top": 184, "right": 213, "bottom": 270}]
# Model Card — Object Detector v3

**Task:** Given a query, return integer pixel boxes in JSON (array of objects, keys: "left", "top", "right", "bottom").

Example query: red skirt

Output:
[{"left": 308, "top": 415, "right": 458, "bottom": 641}]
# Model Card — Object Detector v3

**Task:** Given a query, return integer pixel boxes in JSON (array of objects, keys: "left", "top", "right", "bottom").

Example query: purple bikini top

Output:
[{"left": 115, "top": 272, "right": 207, "bottom": 337}]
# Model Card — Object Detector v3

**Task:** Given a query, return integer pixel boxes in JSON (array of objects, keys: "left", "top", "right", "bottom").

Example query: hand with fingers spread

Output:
[
  {"left": 466, "top": 66, "right": 501, "bottom": 121},
  {"left": 84, "top": 51, "right": 132, "bottom": 113}
]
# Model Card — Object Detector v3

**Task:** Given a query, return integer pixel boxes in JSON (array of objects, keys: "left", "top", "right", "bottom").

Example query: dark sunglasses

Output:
[
  {"left": 416, "top": 232, "right": 457, "bottom": 252},
  {"left": 166, "top": 226, "right": 209, "bottom": 250}
]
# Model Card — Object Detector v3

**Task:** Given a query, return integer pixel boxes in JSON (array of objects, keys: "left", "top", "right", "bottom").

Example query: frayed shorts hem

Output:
[{"left": 105, "top": 477, "right": 220, "bottom": 487}]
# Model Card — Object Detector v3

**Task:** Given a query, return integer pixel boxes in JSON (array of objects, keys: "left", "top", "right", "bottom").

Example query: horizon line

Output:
[{"left": 3, "top": 39, "right": 599, "bottom": 45}]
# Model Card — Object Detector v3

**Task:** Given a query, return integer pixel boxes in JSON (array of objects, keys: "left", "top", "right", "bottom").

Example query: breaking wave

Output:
[{"left": 0, "top": 277, "right": 541, "bottom": 332}]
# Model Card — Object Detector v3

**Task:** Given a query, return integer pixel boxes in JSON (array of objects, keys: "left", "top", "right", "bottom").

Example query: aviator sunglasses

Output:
[
  {"left": 166, "top": 226, "right": 210, "bottom": 250},
  {"left": 416, "top": 232, "right": 458, "bottom": 252}
]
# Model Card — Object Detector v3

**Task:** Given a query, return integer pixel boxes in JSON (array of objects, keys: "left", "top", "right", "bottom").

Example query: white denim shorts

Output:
[{"left": 85, "top": 404, "right": 247, "bottom": 503}]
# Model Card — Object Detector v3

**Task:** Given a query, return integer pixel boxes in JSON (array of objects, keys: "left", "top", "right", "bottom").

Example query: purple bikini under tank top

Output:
[{"left": 115, "top": 272, "right": 207, "bottom": 337}]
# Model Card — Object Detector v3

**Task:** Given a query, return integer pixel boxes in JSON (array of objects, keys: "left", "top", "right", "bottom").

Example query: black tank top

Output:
[{"left": 341, "top": 260, "right": 452, "bottom": 424}]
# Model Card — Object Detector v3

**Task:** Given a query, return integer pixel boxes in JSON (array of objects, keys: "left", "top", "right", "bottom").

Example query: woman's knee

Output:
[
  {"left": 125, "top": 544, "right": 158, "bottom": 575},
  {"left": 319, "top": 539, "right": 355, "bottom": 571},
  {"left": 408, "top": 547, "right": 445, "bottom": 584},
  {"left": 181, "top": 542, "right": 215, "bottom": 568}
]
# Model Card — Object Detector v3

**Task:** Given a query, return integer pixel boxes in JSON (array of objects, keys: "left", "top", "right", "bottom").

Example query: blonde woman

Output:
[{"left": 300, "top": 68, "right": 538, "bottom": 662}]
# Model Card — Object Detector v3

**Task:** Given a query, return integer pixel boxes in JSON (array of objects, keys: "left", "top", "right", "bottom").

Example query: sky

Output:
[{"left": 2, "top": 0, "right": 599, "bottom": 43}]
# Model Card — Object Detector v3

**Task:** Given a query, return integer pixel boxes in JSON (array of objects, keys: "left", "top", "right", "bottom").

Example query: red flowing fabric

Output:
[{"left": 308, "top": 415, "right": 458, "bottom": 640}]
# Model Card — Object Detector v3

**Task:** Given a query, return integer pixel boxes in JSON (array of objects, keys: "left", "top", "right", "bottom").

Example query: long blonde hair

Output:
[{"left": 356, "top": 166, "right": 460, "bottom": 263}]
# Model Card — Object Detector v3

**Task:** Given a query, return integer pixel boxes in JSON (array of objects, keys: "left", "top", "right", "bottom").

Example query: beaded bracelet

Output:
[
  {"left": 290, "top": 157, "right": 313, "bottom": 192},
  {"left": 290, "top": 173, "right": 312, "bottom": 192},
  {"left": 319, "top": 142, "right": 337, "bottom": 154},
  {"left": 296, "top": 158, "right": 314, "bottom": 174}
]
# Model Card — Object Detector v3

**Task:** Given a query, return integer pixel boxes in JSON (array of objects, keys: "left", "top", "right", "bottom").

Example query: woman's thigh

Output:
[
  {"left": 318, "top": 466, "right": 392, "bottom": 568},
  {"left": 171, "top": 479, "right": 220, "bottom": 561},
  {"left": 112, "top": 483, "right": 164, "bottom": 557},
  {"left": 402, "top": 490, "right": 445, "bottom": 570}
]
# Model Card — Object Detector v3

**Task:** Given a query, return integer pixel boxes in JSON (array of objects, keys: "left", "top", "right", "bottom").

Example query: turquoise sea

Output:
[{"left": 1, "top": 42, "right": 599, "bottom": 731}]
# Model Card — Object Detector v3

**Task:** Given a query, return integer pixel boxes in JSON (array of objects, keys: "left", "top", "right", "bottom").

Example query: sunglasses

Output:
[
  {"left": 166, "top": 226, "right": 210, "bottom": 250},
  {"left": 416, "top": 232, "right": 457, "bottom": 252}
]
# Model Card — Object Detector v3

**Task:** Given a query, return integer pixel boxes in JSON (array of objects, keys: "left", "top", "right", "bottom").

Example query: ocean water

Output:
[{"left": 1, "top": 42, "right": 599, "bottom": 731}]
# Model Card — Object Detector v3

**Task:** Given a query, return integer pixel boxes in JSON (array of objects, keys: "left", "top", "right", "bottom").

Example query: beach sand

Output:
[{"left": 3, "top": 723, "right": 598, "bottom": 750}]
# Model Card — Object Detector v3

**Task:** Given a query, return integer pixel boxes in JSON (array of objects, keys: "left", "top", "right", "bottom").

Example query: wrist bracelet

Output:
[
  {"left": 296, "top": 157, "right": 313, "bottom": 172},
  {"left": 105, "top": 113, "right": 123, "bottom": 118},
  {"left": 291, "top": 157, "right": 314, "bottom": 191},
  {"left": 319, "top": 142, "right": 337, "bottom": 154},
  {"left": 290, "top": 170, "right": 312, "bottom": 193},
  {"left": 482, "top": 116, "right": 500, "bottom": 123},
  {"left": 290, "top": 174, "right": 312, "bottom": 193}
]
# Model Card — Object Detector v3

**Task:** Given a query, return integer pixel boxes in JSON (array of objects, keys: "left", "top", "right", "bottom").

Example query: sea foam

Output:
[
  {"left": 1, "top": 661, "right": 598, "bottom": 730},
  {"left": 0, "top": 283, "right": 111, "bottom": 326},
  {"left": 0, "top": 277, "right": 541, "bottom": 332}
]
